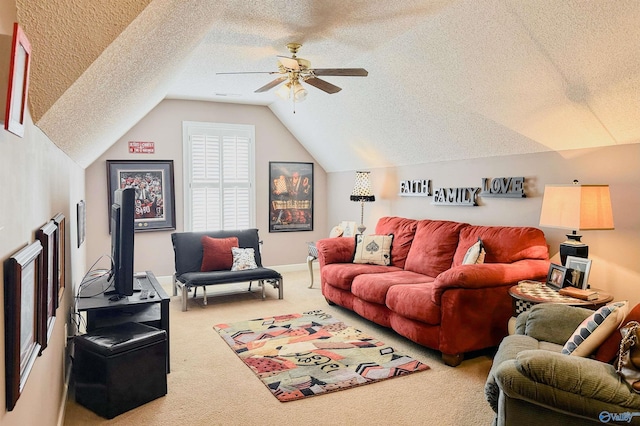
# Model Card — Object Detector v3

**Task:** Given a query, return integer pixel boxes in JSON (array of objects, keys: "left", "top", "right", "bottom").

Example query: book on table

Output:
[{"left": 558, "top": 287, "right": 599, "bottom": 301}]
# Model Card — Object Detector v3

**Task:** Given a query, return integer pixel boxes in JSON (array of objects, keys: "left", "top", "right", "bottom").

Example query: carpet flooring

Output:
[{"left": 214, "top": 310, "right": 429, "bottom": 401}]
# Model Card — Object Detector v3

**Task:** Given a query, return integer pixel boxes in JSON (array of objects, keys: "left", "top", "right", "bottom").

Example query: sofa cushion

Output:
[
  {"left": 351, "top": 271, "right": 435, "bottom": 304},
  {"left": 321, "top": 263, "right": 402, "bottom": 291},
  {"left": 231, "top": 247, "right": 258, "bottom": 271},
  {"left": 374, "top": 217, "right": 418, "bottom": 268},
  {"left": 462, "top": 237, "right": 485, "bottom": 265},
  {"left": 386, "top": 283, "right": 441, "bottom": 325},
  {"left": 200, "top": 236, "right": 239, "bottom": 271},
  {"left": 453, "top": 225, "right": 548, "bottom": 266},
  {"left": 562, "top": 301, "right": 628, "bottom": 357},
  {"left": 353, "top": 234, "right": 393, "bottom": 266},
  {"left": 404, "top": 220, "right": 467, "bottom": 277}
]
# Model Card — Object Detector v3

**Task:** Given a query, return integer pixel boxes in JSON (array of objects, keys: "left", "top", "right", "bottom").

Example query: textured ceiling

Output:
[{"left": 15, "top": 0, "right": 640, "bottom": 170}]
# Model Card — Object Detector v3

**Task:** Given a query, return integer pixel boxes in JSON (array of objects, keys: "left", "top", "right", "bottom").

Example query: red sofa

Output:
[{"left": 316, "top": 216, "right": 550, "bottom": 366}]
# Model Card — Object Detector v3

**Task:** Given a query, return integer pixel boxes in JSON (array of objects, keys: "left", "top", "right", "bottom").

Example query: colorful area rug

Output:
[{"left": 213, "top": 310, "right": 430, "bottom": 402}]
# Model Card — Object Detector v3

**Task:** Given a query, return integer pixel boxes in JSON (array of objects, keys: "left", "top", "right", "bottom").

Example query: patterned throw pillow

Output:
[
  {"left": 562, "top": 301, "right": 628, "bottom": 357},
  {"left": 462, "top": 238, "right": 486, "bottom": 265},
  {"left": 231, "top": 247, "right": 258, "bottom": 271},
  {"left": 352, "top": 234, "right": 393, "bottom": 266}
]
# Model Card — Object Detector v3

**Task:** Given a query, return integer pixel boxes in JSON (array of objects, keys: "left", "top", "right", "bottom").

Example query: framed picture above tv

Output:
[{"left": 106, "top": 160, "right": 176, "bottom": 232}]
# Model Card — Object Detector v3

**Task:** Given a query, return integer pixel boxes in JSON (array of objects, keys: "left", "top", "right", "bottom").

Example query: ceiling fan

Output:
[{"left": 217, "top": 43, "right": 368, "bottom": 108}]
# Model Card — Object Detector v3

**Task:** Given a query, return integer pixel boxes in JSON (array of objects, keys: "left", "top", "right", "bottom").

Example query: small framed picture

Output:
[
  {"left": 565, "top": 256, "right": 592, "bottom": 290},
  {"left": 340, "top": 221, "right": 357, "bottom": 237},
  {"left": 546, "top": 263, "right": 568, "bottom": 290}
]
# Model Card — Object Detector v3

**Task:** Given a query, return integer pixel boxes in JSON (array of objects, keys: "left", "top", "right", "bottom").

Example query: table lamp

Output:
[
  {"left": 539, "top": 181, "right": 614, "bottom": 265},
  {"left": 350, "top": 171, "right": 375, "bottom": 234}
]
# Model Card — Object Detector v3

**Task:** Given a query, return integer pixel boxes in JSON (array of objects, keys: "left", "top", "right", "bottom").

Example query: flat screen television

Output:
[{"left": 105, "top": 187, "right": 136, "bottom": 297}]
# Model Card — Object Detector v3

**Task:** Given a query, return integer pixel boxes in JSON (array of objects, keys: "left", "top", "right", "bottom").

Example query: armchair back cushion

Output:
[
  {"left": 404, "top": 220, "right": 467, "bottom": 277},
  {"left": 453, "top": 225, "right": 549, "bottom": 266}
]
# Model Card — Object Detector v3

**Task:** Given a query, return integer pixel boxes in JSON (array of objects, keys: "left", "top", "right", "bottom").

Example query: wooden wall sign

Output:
[
  {"left": 432, "top": 187, "right": 480, "bottom": 206},
  {"left": 399, "top": 179, "right": 432, "bottom": 196},
  {"left": 480, "top": 177, "right": 525, "bottom": 198},
  {"left": 128, "top": 141, "right": 155, "bottom": 154}
]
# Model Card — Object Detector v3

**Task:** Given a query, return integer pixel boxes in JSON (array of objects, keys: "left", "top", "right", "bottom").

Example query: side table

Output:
[
  {"left": 509, "top": 281, "right": 613, "bottom": 316},
  {"left": 307, "top": 242, "right": 318, "bottom": 289}
]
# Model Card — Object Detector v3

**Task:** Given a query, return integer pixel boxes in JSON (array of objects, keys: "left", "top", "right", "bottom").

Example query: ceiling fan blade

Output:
[
  {"left": 312, "top": 68, "right": 368, "bottom": 77},
  {"left": 277, "top": 56, "right": 300, "bottom": 70},
  {"left": 304, "top": 77, "right": 342, "bottom": 94},
  {"left": 255, "top": 76, "right": 288, "bottom": 93},
  {"left": 216, "top": 71, "right": 278, "bottom": 75}
]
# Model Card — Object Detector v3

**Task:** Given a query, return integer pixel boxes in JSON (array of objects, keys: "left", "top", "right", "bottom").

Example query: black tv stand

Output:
[
  {"left": 103, "top": 276, "right": 143, "bottom": 296},
  {"left": 76, "top": 271, "right": 170, "bottom": 372}
]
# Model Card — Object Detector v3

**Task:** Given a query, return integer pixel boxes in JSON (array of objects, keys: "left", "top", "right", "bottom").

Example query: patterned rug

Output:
[{"left": 213, "top": 310, "right": 430, "bottom": 402}]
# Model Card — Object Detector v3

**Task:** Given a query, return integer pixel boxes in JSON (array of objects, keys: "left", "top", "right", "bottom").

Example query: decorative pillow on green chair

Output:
[
  {"left": 562, "top": 301, "right": 628, "bottom": 357},
  {"left": 353, "top": 234, "right": 393, "bottom": 266}
]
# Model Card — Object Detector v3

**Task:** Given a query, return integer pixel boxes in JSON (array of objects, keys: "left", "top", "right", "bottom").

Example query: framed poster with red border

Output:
[{"left": 4, "top": 23, "right": 32, "bottom": 137}]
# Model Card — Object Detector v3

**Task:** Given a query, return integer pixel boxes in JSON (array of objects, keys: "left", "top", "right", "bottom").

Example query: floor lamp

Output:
[
  {"left": 350, "top": 171, "right": 375, "bottom": 234},
  {"left": 539, "top": 181, "right": 614, "bottom": 265}
]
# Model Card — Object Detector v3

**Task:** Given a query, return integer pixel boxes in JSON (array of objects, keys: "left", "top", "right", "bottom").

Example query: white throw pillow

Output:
[
  {"left": 462, "top": 238, "right": 486, "bottom": 265},
  {"left": 231, "top": 247, "right": 258, "bottom": 271},
  {"left": 352, "top": 234, "right": 393, "bottom": 266}
]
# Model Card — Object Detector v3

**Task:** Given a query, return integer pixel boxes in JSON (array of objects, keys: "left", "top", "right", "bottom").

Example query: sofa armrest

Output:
[
  {"left": 495, "top": 350, "right": 640, "bottom": 418},
  {"left": 431, "top": 259, "right": 549, "bottom": 302},
  {"left": 316, "top": 237, "right": 356, "bottom": 266}
]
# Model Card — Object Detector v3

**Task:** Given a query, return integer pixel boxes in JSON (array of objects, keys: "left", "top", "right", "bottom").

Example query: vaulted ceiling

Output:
[{"left": 16, "top": 0, "right": 640, "bottom": 170}]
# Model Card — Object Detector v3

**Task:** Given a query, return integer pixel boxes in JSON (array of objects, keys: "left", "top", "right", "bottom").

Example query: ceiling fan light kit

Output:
[{"left": 218, "top": 43, "right": 368, "bottom": 112}]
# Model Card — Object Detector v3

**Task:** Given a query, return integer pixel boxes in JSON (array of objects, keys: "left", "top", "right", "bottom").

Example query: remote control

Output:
[{"left": 139, "top": 289, "right": 149, "bottom": 300}]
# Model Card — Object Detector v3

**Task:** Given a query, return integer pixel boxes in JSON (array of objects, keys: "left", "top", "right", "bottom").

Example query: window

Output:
[{"left": 183, "top": 122, "right": 255, "bottom": 231}]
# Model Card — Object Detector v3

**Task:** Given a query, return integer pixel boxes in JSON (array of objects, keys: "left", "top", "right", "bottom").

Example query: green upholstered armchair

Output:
[{"left": 485, "top": 303, "right": 640, "bottom": 426}]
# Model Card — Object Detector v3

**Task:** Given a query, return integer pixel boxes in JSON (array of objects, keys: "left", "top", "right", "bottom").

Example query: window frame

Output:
[{"left": 182, "top": 121, "right": 256, "bottom": 232}]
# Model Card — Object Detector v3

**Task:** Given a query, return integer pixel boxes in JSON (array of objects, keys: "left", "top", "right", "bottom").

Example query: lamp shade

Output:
[
  {"left": 539, "top": 184, "right": 614, "bottom": 231},
  {"left": 350, "top": 171, "right": 375, "bottom": 202}
]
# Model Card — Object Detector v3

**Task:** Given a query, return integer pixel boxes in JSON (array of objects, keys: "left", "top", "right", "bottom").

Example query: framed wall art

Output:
[
  {"left": 107, "top": 160, "right": 176, "bottom": 232},
  {"left": 4, "top": 241, "right": 44, "bottom": 411},
  {"left": 4, "top": 23, "right": 32, "bottom": 137},
  {"left": 565, "top": 256, "right": 592, "bottom": 290},
  {"left": 269, "top": 161, "right": 313, "bottom": 232},
  {"left": 546, "top": 263, "right": 568, "bottom": 290},
  {"left": 36, "top": 221, "right": 57, "bottom": 349},
  {"left": 76, "top": 200, "right": 85, "bottom": 247},
  {"left": 52, "top": 213, "right": 66, "bottom": 303}
]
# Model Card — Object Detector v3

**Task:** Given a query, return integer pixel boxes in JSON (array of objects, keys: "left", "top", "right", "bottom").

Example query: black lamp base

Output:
[{"left": 559, "top": 238, "right": 588, "bottom": 266}]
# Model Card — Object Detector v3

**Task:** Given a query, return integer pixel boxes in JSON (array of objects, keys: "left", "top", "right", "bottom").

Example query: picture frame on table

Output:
[
  {"left": 565, "top": 256, "right": 592, "bottom": 290},
  {"left": 3, "top": 23, "right": 32, "bottom": 137},
  {"left": 546, "top": 263, "right": 568, "bottom": 290},
  {"left": 107, "top": 160, "right": 176, "bottom": 232},
  {"left": 4, "top": 241, "right": 44, "bottom": 411},
  {"left": 269, "top": 161, "right": 313, "bottom": 232},
  {"left": 340, "top": 221, "right": 357, "bottom": 238}
]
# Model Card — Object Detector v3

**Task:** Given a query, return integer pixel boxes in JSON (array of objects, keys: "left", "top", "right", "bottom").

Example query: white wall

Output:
[
  {"left": 0, "top": 113, "right": 85, "bottom": 424},
  {"left": 84, "top": 100, "right": 328, "bottom": 277},
  {"left": 329, "top": 144, "right": 640, "bottom": 306}
]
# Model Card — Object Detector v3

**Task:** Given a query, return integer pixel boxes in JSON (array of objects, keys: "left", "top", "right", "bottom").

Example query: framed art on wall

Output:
[
  {"left": 107, "top": 160, "right": 176, "bottom": 232},
  {"left": 36, "top": 220, "right": 57, "bottom": 349},
  {"left": 76, "top": 201, "right": 85, "bottom": 247},
  {"left": 4, "top": 23, "right": 32, "bottom": 137},
  {"left": 269, "top": 162, "right": 313, "bottom": 232},
  {"left": 4, "top": 241, "right": 44, "bottom": 411},
  {"left": 565, "top": 256, "right": 592, "bottom": 290},
  {"left": 52, "top": 213, "right": 66, "bottom": 303}
]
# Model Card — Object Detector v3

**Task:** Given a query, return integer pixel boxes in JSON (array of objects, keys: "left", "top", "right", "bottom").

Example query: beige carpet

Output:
[{"left": 64, "top": 269, "right": 496, "bottom": 425}]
